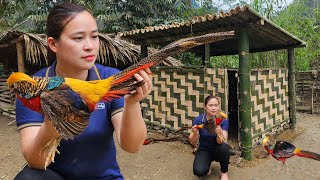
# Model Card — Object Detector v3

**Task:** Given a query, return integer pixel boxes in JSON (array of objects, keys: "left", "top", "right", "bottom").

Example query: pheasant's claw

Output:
[
  {"left": 40, "top": 136, "right": 62, "bottom": 170},
  {"left": 273, "top": 162, "right": 289, "bottom": 173},
  {"left": 284, "top": 162, "right": 289, "bottom": 174}
]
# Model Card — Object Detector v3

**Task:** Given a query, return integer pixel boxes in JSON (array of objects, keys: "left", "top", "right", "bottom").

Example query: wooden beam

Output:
[
  {"left": 288, "top": 48, "right": 296, "bottom": 128},
  {"left": 16, "top": 35, "right": 26, "bottom": 73}
]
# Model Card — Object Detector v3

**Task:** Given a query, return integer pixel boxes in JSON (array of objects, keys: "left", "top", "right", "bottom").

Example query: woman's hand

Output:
[
  {"left": 189, "top": 125, "right": 200, "bottom": 147},
  {"left": 215, "top": 125, "right": 223, "bottom": 135},
  {"left": 124, "top": 68, "right": 153, "bottom": 104},
  {"left": 117, "top": 68, "right": 151, "bottom": 153},
  {"left": 191, "top": 125, "right": 200, "bottom": 135},
  {"left": 215, "top": 125, "right": 226, "bottom": 144}
]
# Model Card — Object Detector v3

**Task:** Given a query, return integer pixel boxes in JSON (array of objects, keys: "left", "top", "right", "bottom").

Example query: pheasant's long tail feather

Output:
[
  {"left": 102, "top": 80, "right": 145, "bottom": 101},
  {"left": 296, "top": 150, "right": 320, "bottom": 160},
  {"left": 112, "top": 63, "right": 153, "bottom": 85},
  {"left": 113, "top": 31, "right": 234, "bottom": 83}
]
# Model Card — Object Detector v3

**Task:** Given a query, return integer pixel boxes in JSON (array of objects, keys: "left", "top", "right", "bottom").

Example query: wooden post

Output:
[
  {"left": 141, "top": 44, "right": 148, "bottom": 59},
  {"left": 288, "top": 48, "right": 297, "bottom": 128},
  {"left": 238, "top": 27, "right": 252, "bottom": 160},
  {"left": 16, "top": 35, "right": 26, "bottom": 73},
  {"left": 311, "top": 81, "right": 315, "bottom": 114},
  {"left": 204, "top": 43, "right": 210, "bottom": 96}
]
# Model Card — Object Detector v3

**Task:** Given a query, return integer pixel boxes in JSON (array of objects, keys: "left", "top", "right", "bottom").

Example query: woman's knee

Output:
[
  {"left": 217, "top": 143, "right": 230, "bottom": 155},
  {"left": 193, "top": 166, "right": 209, "bottom": 177},
  {"left": 14, "top": 166, "right": 63, "bottom": 180}
]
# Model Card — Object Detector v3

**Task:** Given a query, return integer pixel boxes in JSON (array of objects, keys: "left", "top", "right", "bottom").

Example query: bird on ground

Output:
[{"left": 263, "top": 134, "right": 320, "bottom": 171}]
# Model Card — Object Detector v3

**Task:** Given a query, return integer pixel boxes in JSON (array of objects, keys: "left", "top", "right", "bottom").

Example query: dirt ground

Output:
[{"left": 0, "top": 113, "right": 319, "bottom": 180}]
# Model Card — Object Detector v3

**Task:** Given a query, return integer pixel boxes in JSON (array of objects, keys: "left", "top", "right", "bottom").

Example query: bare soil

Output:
[{"left": 0, "top": 113, "right": 320, "bottom": 180}]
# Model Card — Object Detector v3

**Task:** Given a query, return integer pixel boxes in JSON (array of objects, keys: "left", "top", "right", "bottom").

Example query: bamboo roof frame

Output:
[{"left": 118, "top": 6, "right": 306, "bottom": 56}]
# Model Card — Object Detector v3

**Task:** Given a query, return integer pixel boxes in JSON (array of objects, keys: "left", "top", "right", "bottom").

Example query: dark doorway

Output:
[{"left": 227, "top": 70, "right": 239, "bottom": 142}]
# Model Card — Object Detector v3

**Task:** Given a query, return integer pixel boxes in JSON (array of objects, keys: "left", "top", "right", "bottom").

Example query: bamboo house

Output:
[{"left": 118, "top": 6, "right": 306, "bottom": 160}]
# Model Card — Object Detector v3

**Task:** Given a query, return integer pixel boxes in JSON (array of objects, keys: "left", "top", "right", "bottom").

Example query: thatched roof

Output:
[{"left": 0, "top": 31, "right": 183, "bottom": 74}]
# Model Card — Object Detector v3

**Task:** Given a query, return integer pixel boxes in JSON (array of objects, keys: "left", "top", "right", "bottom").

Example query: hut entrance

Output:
[{"left": 227, "top": 70, "right": 239, "bottom": 141}]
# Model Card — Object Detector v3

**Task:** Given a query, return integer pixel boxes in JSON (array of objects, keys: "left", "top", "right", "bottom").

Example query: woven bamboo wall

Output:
[
  {"left": 141, "top": 67, "right": 228, "bottom": 129},
  {"left": 0, "top": 77, "right": 15, "bottom": 105},
  {"left": 250, "top": 69, "right": 289, "bottom": 140},
  {"left": 296, "top": 71, "right": 320, "bottom": 114}
]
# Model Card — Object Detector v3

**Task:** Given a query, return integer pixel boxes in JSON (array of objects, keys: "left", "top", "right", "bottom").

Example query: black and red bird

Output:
[{"left": 263, "top": 134, "right": 320, "bottom": 165}]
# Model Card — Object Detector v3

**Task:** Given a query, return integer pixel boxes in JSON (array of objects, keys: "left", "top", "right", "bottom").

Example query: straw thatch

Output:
[{"left": 0, "top": 31, "right": 183, "bottom": 74}]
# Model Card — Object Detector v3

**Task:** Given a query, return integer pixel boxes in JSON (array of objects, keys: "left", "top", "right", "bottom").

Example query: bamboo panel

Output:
[
  {"left": 296, "top": 71, "right": 320, "bottom": 113},
  {"left": 141, "top": 67, "right": 227, "bottom": 129},
  {"left": 250, "top": 69, "right": 289, "bottom": 138},
  {"left": 205, "top": 68, "right": 228, "bottom": 112},
  {"left": 0, "top": 77, "right": 15, "bottom": 105}
]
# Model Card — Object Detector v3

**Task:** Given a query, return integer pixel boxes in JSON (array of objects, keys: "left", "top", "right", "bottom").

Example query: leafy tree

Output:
[
  {"left": 271, "top": 0, "right": 319, "bottom": 70},
  {"left": 92, "top": 0, "right": 192, "bottom": 33},
  {"left": 1, "top": 0, "right": 319, "bottom": 71}
]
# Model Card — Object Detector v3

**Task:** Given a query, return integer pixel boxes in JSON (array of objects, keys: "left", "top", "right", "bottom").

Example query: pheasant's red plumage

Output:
[{"left": 263, "top": 134, "right": 320, "bottom": 165}]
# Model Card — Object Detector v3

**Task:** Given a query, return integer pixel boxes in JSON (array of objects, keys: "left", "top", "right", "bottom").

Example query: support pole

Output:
[
  {"left": 238, "top": 27, "right": 252, "bottom": 160},
  {"left": 16, "top": 35, "right": 25, "bottom": 73},
  {"left": 204, "top": 43, "right": 210, "bottom": 96},
  {"left": 288, "top": 48, "right": 296, "bottom": 128},
  {"left": 141, "top": 44, "right": 148, "bottom": 59}
]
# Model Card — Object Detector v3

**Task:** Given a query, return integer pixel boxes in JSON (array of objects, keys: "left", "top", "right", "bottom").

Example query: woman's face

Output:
[
  {"left": 51, "top": 11, "right": 99, "bottom": 71},
  {"left": 204, "top": 98, "right": 220, "bottom": 117}
]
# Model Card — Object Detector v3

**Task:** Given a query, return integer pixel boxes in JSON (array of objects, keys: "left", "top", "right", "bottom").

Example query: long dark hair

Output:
[{"left": 46, "top": 3, "right": 90, "bottom": 65}]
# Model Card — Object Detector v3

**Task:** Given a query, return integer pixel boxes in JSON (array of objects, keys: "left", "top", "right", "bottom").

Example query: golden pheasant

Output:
[
  {"left": 7, "top": 31, "right": 234, "bottom": 169},
  {"left": 263, "top": 134, "right": 320, "bottom": 170}
]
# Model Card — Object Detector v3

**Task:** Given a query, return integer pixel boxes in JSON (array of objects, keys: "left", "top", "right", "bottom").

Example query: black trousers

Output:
[
  {"left": 193, "top": 143, "right": 230, "bottom": 177},
  {"left": 14, "top": 166, "right": 64, "bottom": 180}
]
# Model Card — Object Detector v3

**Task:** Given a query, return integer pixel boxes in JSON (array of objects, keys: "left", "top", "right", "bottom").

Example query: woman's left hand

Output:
[{"left": 124, "top": 68, "right": 153, "bottom": 104}]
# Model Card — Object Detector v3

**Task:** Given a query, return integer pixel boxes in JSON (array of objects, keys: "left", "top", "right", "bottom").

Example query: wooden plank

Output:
[
  {"left": 296, "top": 106, "right": 312, "bottom": 111},
  {"left": 0, "top": 94, "right": 11, "bottom": 99},
  {"left": 0, "top": 82, "right": 8, "bottom": 86},
  {"left": 0, "top": 97, "right": 11, "bottom": 103}
]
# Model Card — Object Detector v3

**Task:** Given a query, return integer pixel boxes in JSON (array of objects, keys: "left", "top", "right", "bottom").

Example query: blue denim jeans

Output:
[
  {"left": 193, "top": 143, "right": 230, "bottom": 177},
  {"left": 15, "top": 166, "right": 64, "bottom": 180}
]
